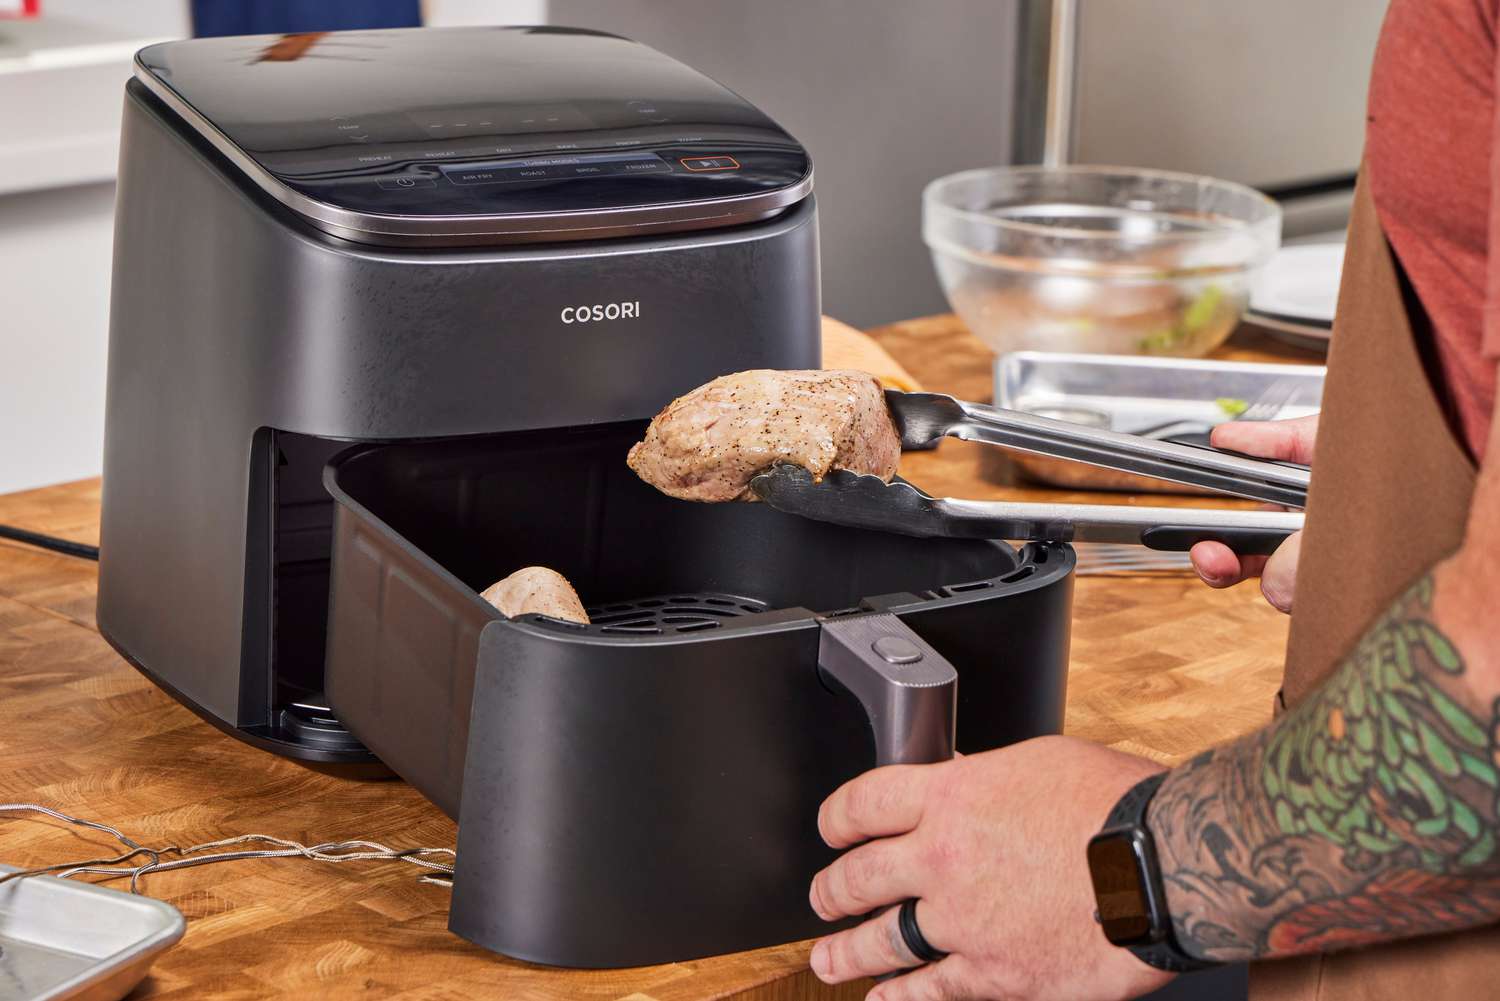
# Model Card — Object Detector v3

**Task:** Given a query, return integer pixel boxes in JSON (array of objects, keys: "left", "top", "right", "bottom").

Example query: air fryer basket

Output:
[{"left": 323, "top": 422, "right": 1074, "bottom": 967}]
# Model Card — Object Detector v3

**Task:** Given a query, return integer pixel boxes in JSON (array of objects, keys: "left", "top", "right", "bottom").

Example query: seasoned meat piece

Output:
[
  {"left": 481, "top": 566, "right": 590, "bottom": 624},
  {"left": 627, "top": 369, "right": 902, "bottom": 502}
]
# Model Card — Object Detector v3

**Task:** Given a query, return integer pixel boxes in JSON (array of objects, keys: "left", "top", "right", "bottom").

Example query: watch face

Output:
[{"left": 1087, "top": 830, "right": 1158, "bottom": 946}]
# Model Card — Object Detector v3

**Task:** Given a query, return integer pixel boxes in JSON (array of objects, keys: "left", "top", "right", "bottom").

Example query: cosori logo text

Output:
[{"left": 560, "top": 302, "right": 641, "bottom": 323}]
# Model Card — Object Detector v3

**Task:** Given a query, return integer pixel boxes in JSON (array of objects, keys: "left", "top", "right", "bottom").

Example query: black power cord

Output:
[{"left": 0, "top": 524, "right": 100, "bottom": 561}]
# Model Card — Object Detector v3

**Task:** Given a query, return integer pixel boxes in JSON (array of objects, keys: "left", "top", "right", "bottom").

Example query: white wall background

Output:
[
  {"left": 1074, "top": 0, "right": 1385, "bottom": 189},
  {"left": 424, "top": 0, "right": 545, "bottom": 25},
  {"left": 1, "top": 181, "right": 117, "bottom": 493},
  {"left": 0, "top": 1, "right": 184, "bottom": 495}
]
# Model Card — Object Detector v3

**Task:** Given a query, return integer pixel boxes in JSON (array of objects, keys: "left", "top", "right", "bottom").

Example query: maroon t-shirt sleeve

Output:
[
  {"left": 1488, "top": 29, "right": 1500, "bottom": 364},
  {"left": 1368, "top": 0, "right": 1499, "bottom": 457}
]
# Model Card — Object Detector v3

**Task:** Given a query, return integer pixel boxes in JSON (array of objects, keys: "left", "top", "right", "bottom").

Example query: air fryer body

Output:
[
  {"left": 98, "top": 75, "right": 819, "bottom": 760},
  {"left": 98, "top": 25, "right": 1078, "bottom": 972}
]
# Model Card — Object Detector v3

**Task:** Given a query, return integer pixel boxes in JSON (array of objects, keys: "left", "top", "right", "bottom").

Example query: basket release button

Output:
[{"left": 872, "top": 635, "right": 924, "bottom": 665}]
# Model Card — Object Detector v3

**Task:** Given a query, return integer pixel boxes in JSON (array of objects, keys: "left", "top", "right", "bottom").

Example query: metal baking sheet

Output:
[
  {"left": 994, "top": 351, "right": 1325, "bottom": 493},
  {"left": 997, "top": 351, "right": 1324, "bottom": 433},
  {"left": 0, "top": 864, "right": 184, "bottom": 1001}
]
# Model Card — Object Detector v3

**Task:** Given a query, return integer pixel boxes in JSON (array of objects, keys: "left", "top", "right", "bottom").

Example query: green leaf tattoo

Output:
[
  {"left": 1262, "top": 583, "right": 1496, "bottom": 876},
  {"left": 1144, "top": 574, "right": 1500, "bottom": 961}
]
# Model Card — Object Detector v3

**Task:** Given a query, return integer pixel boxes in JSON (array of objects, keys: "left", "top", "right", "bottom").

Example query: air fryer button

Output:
[
  {"left": 446, "top": 164, "right": 562, "bottom": 184},
  {"left": 377, "top": 176, "right": 437, "bottom": 190},
  {"left": 871, "top": 635, "right": 924, "bottom": 665},
  {"left": 606, "top": 159, "right": 670, "bottom": 176},
  {"left": 680, "top": 155, "right": 741, "bottom": 171}
]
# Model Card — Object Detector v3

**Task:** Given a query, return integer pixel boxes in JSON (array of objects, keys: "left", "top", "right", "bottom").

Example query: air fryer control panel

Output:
[{"left": 134, "top": 27, "right": 810, "bottom": 222}]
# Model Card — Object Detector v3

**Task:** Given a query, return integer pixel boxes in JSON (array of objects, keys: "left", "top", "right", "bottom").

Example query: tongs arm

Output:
[
  {"left": 750, "top": 468, "right": 1303, "bottom": 556},
  {"left": 887, "top": 391, "right": 1310, "bottom": 509},
  {"left": 933, "top": 497, "right": 1302, "bottom": 555}
]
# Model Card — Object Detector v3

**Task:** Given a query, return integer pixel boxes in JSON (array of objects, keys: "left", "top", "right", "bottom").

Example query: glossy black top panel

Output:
[{"left": 134, "top": 27, "right": 810, "bottom": 238}]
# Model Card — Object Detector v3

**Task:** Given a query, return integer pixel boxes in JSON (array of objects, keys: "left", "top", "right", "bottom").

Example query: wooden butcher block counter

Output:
[{"left": 0, "top": 317, "right": 1318, "bottom": 1000}]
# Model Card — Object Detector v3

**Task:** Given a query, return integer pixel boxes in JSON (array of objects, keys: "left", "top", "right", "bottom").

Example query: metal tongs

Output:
[{"left": 749, "top": 391, "right": 1308, "bottom": 556}]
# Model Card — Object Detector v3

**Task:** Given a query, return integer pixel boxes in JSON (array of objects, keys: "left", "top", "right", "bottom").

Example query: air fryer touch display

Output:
[
  {"left": 440, "top": 152, "right": 671, "bottom": 186},
  {"left": 405, "top": 103, "right": 597, "bottom": 136},
  {"left": 134, "top": 27, "right": 810, "bottom": 220}
]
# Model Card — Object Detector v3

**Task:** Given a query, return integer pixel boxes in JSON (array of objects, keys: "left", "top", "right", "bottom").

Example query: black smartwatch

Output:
[{"left": 1086, "top": 773, "right": 1222, "bottom": 973}]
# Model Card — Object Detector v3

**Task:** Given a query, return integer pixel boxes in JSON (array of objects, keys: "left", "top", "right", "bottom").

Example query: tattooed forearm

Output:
[{"left": 1146, "top": 573, "right": 1500, "bottom": 961}]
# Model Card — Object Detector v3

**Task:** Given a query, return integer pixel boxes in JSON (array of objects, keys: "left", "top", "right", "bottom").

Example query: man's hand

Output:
[
  {"left": 807, "top": 736, "right": 1173, "bottom": 1001},
  {"left": 1188, "top": 415, "right": 1318, "bottom": 612}
]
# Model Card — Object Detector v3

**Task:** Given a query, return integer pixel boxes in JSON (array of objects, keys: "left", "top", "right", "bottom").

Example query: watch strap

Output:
[
  {"left": 1100, "top": 772, "right": 1222, "bottom": 973},
  {"left": 1130, "top": 935, "right": 1219, "bottom": 974},
  {"left": 1104, "top": 771, "right": 1167, "bottom": 828}
]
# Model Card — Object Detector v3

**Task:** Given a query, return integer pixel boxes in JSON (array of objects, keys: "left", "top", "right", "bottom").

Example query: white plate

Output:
[
  {"left": 1250, "top": 242, "right": 1344, "bottom": 326},
  {"left": 1243, "top": 310, "right": 1332, "bottom": 353}
]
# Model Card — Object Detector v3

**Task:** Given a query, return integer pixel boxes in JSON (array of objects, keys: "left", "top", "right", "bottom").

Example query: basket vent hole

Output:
[
  {"left": 590, "top": 613, "right": 657, "bottom": 626},
  {"left": 536, "top": 616, "right": 587, "bottom": 630},
  {"left": 568, "top": 592, "right": 771, "bottom": 637}
]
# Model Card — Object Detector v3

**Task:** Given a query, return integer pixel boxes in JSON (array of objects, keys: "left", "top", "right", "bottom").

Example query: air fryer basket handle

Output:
[{"left": 817, "top": 614, "right": 957, "bottom": 766}]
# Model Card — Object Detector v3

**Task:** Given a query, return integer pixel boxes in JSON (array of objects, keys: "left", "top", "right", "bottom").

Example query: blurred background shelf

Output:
[
  {"left": 0, "top": 15, "right": 173, "bottom": 196},
  {"left": 0, "top": 2, "right": 186, "bottom": 496}
]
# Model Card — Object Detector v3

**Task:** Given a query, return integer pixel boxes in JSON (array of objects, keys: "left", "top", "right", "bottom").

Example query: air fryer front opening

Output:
[
  {"left": 244, "top": 428, "right": 371, "bottom": 758},
  {"left": 252, "top": 421, "right": 1027, "bottom": 762},
  {"left": 329, "top": 421, "right": 1021, "bottom": 624}
]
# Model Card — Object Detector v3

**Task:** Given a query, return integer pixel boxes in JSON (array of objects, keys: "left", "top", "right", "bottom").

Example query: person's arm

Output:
[
  {"left": 1149, "top": 395, "right": 1500, "bottom": 961},
  {"left": 802, "top": 378, "right": 1500, "bottom": 1001}
]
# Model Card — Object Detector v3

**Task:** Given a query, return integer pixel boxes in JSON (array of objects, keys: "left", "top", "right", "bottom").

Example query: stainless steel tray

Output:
[
  {"left": 0, "top": 864, "right": 184, "bottom": 1001},
  {"left": 994, "top": 351, "right": 1325, "bottom": 493}
]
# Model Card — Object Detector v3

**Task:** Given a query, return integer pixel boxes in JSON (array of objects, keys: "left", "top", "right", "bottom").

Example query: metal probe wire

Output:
[{"left": 0, "top": 803, "right": 456, "bottom": 894}]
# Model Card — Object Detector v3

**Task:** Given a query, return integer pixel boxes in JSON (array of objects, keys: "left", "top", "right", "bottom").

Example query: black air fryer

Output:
[{"left": 99, "top": 27, "right": 1075, "bottom": 968}]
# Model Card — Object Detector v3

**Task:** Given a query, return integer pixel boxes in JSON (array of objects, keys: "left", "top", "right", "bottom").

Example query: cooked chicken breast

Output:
[
  {"left": 481, "top": 566, "right": 590, "bottom": 624},
  {"left": 627, "top": 369, "right": 903, "bottom": 502}
]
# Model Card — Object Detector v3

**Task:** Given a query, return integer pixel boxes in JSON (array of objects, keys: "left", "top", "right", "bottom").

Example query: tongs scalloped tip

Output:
[{"left": 750, "top": 466, "right": 949, "bottom": 539}]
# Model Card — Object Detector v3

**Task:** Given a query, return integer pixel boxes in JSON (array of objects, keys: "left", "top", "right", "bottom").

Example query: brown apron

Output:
[{"left": 1249, "top": 174, "right": 1495, "bottom": 998}]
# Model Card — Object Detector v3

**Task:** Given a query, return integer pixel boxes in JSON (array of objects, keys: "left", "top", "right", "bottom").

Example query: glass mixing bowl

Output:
[{"left": 923, "top": 166, "right": 1281, "bottom": 357}]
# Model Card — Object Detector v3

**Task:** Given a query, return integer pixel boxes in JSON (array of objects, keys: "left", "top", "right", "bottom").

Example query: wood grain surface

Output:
[{"left": 0, "top": 317, "right": 1323, "bottom": 1000}]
